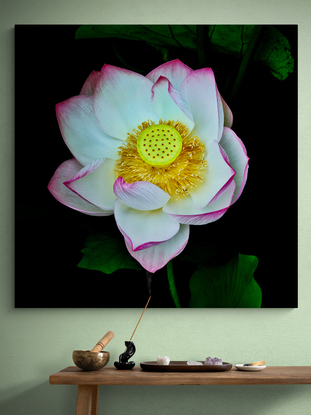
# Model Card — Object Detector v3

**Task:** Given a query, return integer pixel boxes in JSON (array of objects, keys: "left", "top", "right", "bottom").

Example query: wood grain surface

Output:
[{"left": 50, "top": 366, "right": 311, "bottom": 386}]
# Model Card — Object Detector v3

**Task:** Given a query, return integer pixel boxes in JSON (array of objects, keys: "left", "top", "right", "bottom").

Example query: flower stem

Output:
[
  {"left": 197, "top": 25, "right": 207, "bottom": 67},
  {"left": 166, "top": 261, "right": 181, "bottom": 308},
  {"left": 230, "top": 25, "right": 264, "bottom": 100}
]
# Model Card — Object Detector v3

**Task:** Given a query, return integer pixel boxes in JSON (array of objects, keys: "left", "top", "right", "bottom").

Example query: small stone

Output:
[
  {"left": 187, "top": 361, "right": 203, "bottom": 365},
  {"left": 204, "top": 357, "right": 213, "bottom": 365},
  {"left": 204, "top": 356, "right": 223, "bottom": 365},
  {"left": 157, "top": 355, "right": 170, "bottom": 365}
]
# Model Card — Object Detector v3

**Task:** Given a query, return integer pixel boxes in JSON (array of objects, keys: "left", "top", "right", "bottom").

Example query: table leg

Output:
[{"left": 75, "top": 385, "right": 99, "bottom": 415}]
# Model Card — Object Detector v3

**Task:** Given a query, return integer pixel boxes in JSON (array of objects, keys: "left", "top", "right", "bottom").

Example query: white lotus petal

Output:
[
  {"left": 114, "top": 199, "right": 180, "bottom": 251},
  {"left": 56, "top": 95, "right": 122, "bottom": 165},
  {"left": 163, "top": 181, "right": 235, "bottom": 225},
  {"left": 93, "top": 64, "right": 158, "bottom": 140},
  {"left": 126, "top": 224, "right": 190, "bottom": 273},
  {"left": 65, "top": 158, "right": 117, "bottom": 211},
  {"left": 48, "top": 158, "right": 113, "bottom": 216},
  {"left": 220, "top": 127, "right": 249, "bottom": 203},
  {"left": 190, "top": 140, "right": 235, "bottom": 209},
  {"left": 219, "top": 92, "right": 233, "bottom": 128},
  {"left": 113, "top": 177, "right": 170, "bottom": 211},
  {"left": 146, "top": 59, "right": 193, "bottom": 91},
  {"left": 80, "top": 70, "right": 101, "bottom": 96},
  {"left": 180, "top": 68, "right": 224, "bottom": 150},
  {"left": 151, "top": 76, "right": 194, "bottom": 130}
]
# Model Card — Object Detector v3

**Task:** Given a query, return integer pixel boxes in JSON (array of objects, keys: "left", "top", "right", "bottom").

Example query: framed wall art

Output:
[{"left": 15, "top": 24, "right": 297, "bottom": 308}]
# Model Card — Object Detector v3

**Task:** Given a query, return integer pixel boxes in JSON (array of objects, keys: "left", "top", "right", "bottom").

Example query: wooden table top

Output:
[{"left": 50, "top": 366, "right": 311, "bottom": 386}]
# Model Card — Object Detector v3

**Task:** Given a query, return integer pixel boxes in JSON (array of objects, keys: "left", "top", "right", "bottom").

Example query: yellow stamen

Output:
[{"left": 115, "top": 119, "right": 207, "bottom": 200}]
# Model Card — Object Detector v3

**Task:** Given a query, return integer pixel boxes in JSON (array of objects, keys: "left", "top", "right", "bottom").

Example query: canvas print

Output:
[{"left": 15, "top": 25, "right": 297, "bottom": 308}]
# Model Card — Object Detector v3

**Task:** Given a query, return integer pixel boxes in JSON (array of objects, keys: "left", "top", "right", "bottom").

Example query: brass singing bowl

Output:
[{"left": 73, "top": 350, "right": 110, "bottom": 371}]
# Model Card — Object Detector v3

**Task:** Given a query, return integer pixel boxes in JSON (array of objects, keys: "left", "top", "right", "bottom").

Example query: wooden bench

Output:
[{"left": 49, "top": 366, "right": 311, "bottom": 415}]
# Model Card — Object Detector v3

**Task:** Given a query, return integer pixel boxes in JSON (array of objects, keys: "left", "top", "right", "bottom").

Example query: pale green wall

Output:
[{"left": 1, "top": 1, "right": 311, "bottom": 414}]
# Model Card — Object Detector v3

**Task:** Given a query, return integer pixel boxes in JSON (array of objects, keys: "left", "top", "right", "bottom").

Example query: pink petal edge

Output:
[
  {"left": 166, "top": 181, "right": 236, "bottom": 225},
  {"left": 113, "top": 177, "right": 170, "bottom": 211},
  {"left": 151, "top": 75, "right": 194, "bottom": 123},
  {"left": 63, "top": 158, "right": 117, "bottom": 211},
  {"left": 80, "top": 70, "right": 101, "bottom": 96},
  {"left": 220, "top": 127, "right": 249, "bottom": 204},
  {"left": 146, "top": 59, "right": 194, "bottom": 91},
  {"left": 116, "top": 222, "right": 169, "bottom": 252},
  {"left": 125, "top": 224, "right": 190, "bottom": 273},
  {"left": 48, "top": 158, "right": 113, "bottom": 216}
]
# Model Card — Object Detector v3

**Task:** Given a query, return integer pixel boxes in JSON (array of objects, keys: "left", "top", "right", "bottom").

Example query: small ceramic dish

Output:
[{"left": 235, "top": 364, "right": 266, "bottom": 371}]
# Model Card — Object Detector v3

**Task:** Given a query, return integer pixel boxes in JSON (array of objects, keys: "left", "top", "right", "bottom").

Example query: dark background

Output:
[{"left": 15, "top": 25, "right": 297, "bottom": 308}]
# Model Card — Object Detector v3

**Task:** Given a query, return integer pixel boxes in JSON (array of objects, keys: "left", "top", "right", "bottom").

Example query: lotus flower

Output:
[{"left": 48, "top": 59, "right": 249, "bottom": 273}]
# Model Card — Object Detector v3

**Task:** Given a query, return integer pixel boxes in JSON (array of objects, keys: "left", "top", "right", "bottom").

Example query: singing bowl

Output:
[{"left": 73, "top": 350, "right": 110, "bottom": 371}]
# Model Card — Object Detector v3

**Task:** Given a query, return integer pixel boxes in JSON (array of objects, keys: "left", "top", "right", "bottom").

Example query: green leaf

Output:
[
  {"left": 166, "top": 261, "right": 181, "bottom": 308},
  {"left": 75, "top": 25, "right": 197, "bottom": 49},
  {"left": 254, "top": 26, "right": 294, "bottom": 80},
  {"left": 77, "top": 232, "right": 142, "bottom": 274},
  {"left": 236, "top": 276, "right": 262, "bottom": 308},
  {"left": 75, "top": 24, "right": 294, "bottom": 81},
  {"left": 208, "top": 25, "right": 256, "bottom": 56},
  {"left": 189, "top": 253, "right": 261, "bottom": 308},
  {"left": 208, "top": 25, "right": 294, "bottom": 80}
]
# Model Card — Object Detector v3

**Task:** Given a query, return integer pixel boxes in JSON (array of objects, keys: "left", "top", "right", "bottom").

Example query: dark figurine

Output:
[{"left": 114, "top": 341, "right": 136, "bottom": 370}]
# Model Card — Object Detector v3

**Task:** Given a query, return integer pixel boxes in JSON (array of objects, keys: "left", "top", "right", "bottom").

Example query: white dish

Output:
[{"left": 235, "top": 364, "right": 266, "bottom": 371}]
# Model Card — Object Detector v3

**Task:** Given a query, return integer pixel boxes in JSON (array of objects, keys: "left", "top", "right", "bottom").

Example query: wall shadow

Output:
[
  {"left": 0, "top": 381, "right": 76, "bottom": 415},
  {"left": 0, "top": 380, "right": 310, "bottom": 415}
]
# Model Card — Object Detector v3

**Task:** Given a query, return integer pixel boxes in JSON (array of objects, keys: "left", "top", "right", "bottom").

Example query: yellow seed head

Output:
[{"left": 115, "top": 119, "right": 207, "bottom": 200}]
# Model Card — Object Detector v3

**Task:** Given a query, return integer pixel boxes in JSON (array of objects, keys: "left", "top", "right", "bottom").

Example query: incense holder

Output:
[{"left": 114, "top": 341, "right": 136, "bottom": 370}]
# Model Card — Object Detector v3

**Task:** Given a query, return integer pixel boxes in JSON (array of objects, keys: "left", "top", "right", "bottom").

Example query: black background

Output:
[{"left": 15, "top": 25, "right": 297, "bottom": 308}]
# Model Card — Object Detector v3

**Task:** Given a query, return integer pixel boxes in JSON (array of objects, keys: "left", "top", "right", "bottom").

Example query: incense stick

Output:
[{"left": 129, "top": 295, "right": 151, "bottom": 342}]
